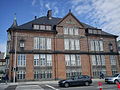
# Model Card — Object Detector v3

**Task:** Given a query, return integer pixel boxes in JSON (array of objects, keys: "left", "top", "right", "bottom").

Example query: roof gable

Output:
[{"left": 57, "top": 12, "right": 84, "bottom": 28}]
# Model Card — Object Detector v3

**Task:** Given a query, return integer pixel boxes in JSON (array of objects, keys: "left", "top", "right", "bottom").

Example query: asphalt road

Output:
[{"left": 3, "top": 81, "right": 118, "bottom": 90}]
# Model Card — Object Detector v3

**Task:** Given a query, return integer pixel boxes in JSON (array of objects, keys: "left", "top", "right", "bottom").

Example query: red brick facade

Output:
[{"left": 7, "top": 11, "right": 120, "bottom": 81}]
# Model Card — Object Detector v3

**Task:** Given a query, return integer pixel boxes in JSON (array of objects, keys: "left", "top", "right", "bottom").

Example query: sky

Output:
[{"left": 0, "top": 0, "right": 120, "bottom": 52}]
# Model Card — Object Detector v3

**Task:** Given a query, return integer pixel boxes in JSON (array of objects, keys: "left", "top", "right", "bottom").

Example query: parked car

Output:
[
  {"left": 105, "top": 73, "right": 120, "bottom": 84},
  {"left": 58, "top": 75, "right": 92, "bottom": 87}
]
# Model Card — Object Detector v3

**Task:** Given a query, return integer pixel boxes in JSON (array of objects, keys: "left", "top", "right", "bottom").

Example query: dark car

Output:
[{"left": 58, "top": 75, "right": 92, "bottom": 87}]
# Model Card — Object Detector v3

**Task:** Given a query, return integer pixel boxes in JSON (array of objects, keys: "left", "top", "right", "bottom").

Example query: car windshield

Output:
[{"left": 113, "top": 74, "right": 119, "bottom": 77}]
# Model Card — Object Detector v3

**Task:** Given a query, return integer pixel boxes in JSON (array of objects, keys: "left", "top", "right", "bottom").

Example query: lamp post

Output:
[{"left": 13, "top": 32, "right": 17, "bottom": 83}]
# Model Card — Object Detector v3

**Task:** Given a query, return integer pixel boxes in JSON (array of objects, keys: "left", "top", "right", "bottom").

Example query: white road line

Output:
[{"left": 46, "top": 84, "right": 60, "bottom": 90}]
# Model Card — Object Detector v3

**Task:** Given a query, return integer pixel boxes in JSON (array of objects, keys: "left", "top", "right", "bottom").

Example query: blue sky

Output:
[{"left": 0, "top": 0, "right": 120, "bottom": 52}]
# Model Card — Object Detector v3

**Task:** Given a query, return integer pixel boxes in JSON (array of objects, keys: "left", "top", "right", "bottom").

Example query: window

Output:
[
  {"left": 34, "top": 54, "right": 52, "bottom": 67},
  {"left": 71, "top": 55, "right": 76, "bottom": 66},
  {"left": 99, "top": 41, "right": 103, "bottom": 51},
  {"left": 75, "top": 40, "right": 80, "bottom": 50},
  {"left": 110, "top": 55, "right": 116, "bottom": 65},
  {"left": 46, "top": 38, "right": 51, "bottom": 50},
  {"left": 34, "top": 37, "right": 39, "bottom": 49},
  {"left": 64, "top": 27, "right": 69, "bottom": 34},
  {"left": 70, "top": 39, "right": 74, "bottom": 50},
  {"left": 76, "top": 55, "right": 81, "bottom": 66},
  {"left": 40, "top": 54, "right": 46, "bottom": 66},
  {"left": 34, "top": 54, "right": 39, "bottom": 66},
  {"left": 88, "top": 29, "right": 93, "bottom": 34},
  {"left": 65, "top": 54, "right": 81, "bottom": 66},
  {"left": 90, "top": 40, "right": 103, "bottom": 51},
  {"left": 46, "top": 26, "right": 51, "bottom": 30},
  {"left": 64, "top": 39, "right": 80, "bottom": 50},
  {"left": 109, "top": 43, "right": 113, "bottom": 51},
  {"left": 34, "top": 70, "right": 40, "bottom": 79},
  {"left": 69, "top": 28, "right": 74, "bottom": 35},
  {"left": 47, "top": 55, "right": 52, "bottom": 66},
  {"left": 91, "top": 55, "right": 96, "bottom": 65},
  {"left": 20, "top": 41, "right": 24, "bottom": 48},
  {"left": 40, "top": 70, "right": 52, "bottom": 79},
  {"left": 64, "top": 39, "right": 69, "bottom": 50},
  {"left": 74, "top": 28, "right": 79, "bottom": 35},
  {"left": 34, "top": 37, "right": 51, "bottom": 50},
  {"left": 17, "top": 54, "right": 26, "bottom": 66},
  {"left": 40, "top": 25, "right": 45, "bottom": 30},
  {"left": 40, "top": 38, "right": 46, "bottom": 50},
  {"left": 91, "top": 55, "right": 105, "bottom": 66},
  {"left": 65, "top": 55, "right": 70, "bottom": 66},
  {"left": 17, "top": 70, "right": 25, "bottom": 80},
  {"left": 33, "top": 25, "right": 39, "bottom": 29}
]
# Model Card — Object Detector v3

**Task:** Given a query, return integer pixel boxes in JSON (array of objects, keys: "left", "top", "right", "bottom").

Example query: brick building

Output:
[{"left": 6, "top": 10, "right": 120, "bottom": 81}]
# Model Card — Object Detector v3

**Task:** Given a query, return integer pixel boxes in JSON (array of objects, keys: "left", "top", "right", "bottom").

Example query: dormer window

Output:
[
  {"left": 33, "top": 24, "right": 51, "bottom": 30},
  {"left": 46, "top": 26, "right": 51, "bottom": 30},
  {"left": 40, "top": 25, "right": 45, "bottom": 30},
  {"left": 33, "top": 25, "right": 39, "bottom": 29}
]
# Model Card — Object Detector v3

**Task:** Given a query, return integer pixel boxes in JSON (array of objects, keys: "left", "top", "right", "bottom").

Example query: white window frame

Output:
[
  {"left": 17, "top": 54, "right": 26, "bottom": 67},
  {"left": 33, "top": 25, "right": 39, "bottom": 29}
]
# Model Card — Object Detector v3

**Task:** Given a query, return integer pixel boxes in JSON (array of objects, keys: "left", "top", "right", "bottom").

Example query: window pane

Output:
[
  {"left": 74, "top": 28, "right": 79, "bottom": 35},
  {"left": 70, "top": 39, "right": 74, "bottom": 50},
  {"left": 46, "top": 38, "right": 51, "bottom": 50},
  {"left": 64, "top": 39, "right": 69, "bottom": 50},
  {"left": 46, "top": 26, "right": 51, "bottom": 30},
  {"left": 40, "top": 25, "right": 45, "bottom": 30},
  {"left": 64, "top": 27, "right": 69, "bottom": 34},
  {"left": 69, "top": 28, "right": 74, "bottom": 35},
  {"left": 33, "top": 25, "right": 39, "bottom": 29},
  {"left": 75, "top": 40, "right": 80, "bottom": 50},
  {"left": 34, "top": 37, "right": 39, "bottom": 49}
]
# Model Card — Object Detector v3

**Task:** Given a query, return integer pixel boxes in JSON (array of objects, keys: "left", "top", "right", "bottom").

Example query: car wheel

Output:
[
  {"left": 85, "top": 82, "right": 89, "bottom": 86},
  {"left": 115, "top": 80, "right": 119, "bottom": 84},
  {"left": 64, "top": 83, "right": 69, "bottom": 88}
]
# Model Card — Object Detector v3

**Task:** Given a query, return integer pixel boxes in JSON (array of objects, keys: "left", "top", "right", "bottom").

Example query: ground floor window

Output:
[
  {"left": 66, "top": 68, "right": 81, "bottom": 79},
  {"left": 91, "top": 55, "right": 106, "bottom": 78},
  {"left": 17, "top": 70, "right": 25, "bottom": 80},
  {"left": 34, "top": 70, "right": 52, "bottom": 79}
]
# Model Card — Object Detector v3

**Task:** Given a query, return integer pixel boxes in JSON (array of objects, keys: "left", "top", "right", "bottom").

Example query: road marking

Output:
[{"left": 46, "top": 84, "right": 59, "bottom": 90}]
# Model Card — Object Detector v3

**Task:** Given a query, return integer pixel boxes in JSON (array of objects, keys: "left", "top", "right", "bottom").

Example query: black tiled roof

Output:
[
  {"left": 17, "top": 16, "right": 61, "bottom": 30},
  {"left": 11, "top": 15, "right": 117, "bottom": 37}
]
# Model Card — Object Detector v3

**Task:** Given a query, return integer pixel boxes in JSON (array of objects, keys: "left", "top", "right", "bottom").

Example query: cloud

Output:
[
  {"left": 45, "top": 3, "right": 51, "bottom": 10},
  {"left": 0, "top": 42, "right": 6, "bottom": 52},
  {"left": 71, "top": 0, "right": 120, "bottom": 39},
  {"left": 32, "top": 0, "right": 36, "bottom": 6}
]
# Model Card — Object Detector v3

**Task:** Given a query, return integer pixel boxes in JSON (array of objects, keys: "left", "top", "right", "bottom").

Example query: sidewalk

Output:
[{"left": 0, "top": 78, "right": 105, "bottom": 86}]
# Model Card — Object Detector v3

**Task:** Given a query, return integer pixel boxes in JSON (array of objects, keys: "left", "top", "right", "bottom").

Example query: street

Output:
[{"left": 0, "top": 80, "right": 118, "bottom": 90}]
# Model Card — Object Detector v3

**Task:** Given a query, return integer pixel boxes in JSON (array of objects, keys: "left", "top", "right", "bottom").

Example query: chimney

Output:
[
  {"left": 47, "top": 10, "right": 52, "bottom": 20},
  {"left": 34, "top": 16, "right": 37, "bottom": 19}
]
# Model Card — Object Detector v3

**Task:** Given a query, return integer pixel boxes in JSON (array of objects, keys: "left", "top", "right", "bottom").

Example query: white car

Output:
[{"left": 105, "top": 73, "right": 120, "bottom": 84}]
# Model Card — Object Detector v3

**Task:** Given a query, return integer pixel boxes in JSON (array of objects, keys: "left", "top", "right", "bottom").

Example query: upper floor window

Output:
[
  {"left": 63, "top": 27, "right": 79, "bottom": 35},
  {"left": 64, "top": 39, "right": 80, "bottom": 50},
  {"left": 33, "top": 24, "right": 51, "bottom": 30},
  {"left": 88, "top": 29, "right": 101, "bottom": 34},
  {"left": 40, "top": 25, "right": 45, "bottom": 30},
  {"left": 20, "top": 40, "right": 25, "bottom": 48},
  {"left": 34, "top": 37, "right": 51, "bottom": 50},
  {"left": 109, "top": 43, "right": 113, "bottom": 52},
  {"left": 110, "top": 55, "right": 116, "bottom": 65},
  {"left": 34, "top": 54, "right": 52, "bottom": 66},
  {"left": 65, "top": 54, "right": 81, "bottom": 66},
  {"left": 33, "top": 25, "right": 39, "bottom": 29},
  {"left": 17, "top": 54, "right": 26, "bottom": 67},
  {"left": 46, "top": 26, "right": 51, "bottom": 30},
  {"left": 91, "top": 55, "right": 105, "bottom": 66},
  {"left": 90, "top": 40, "right": 103, "bottom": 51}
]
